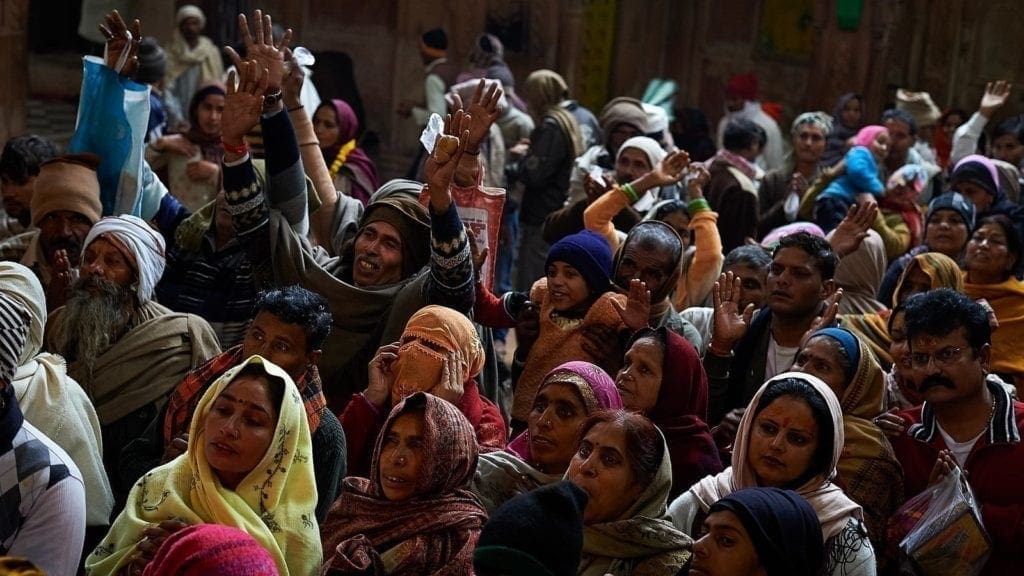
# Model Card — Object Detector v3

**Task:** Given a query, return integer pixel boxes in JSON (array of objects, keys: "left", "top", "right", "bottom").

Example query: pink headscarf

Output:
[{"left": 854, "top": 125, "right": 887, "bottom": 148}]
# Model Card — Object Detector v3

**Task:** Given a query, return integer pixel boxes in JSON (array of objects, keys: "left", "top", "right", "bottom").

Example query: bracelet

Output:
[
  {"left": 620, "top": 182, "right": 638, "bottom": 203},
  {"left": 221, "top": 138, "right": 249, "bottom": 155},
  {"left": 288, "top": 104, "right": 304, "bottom": 112}
]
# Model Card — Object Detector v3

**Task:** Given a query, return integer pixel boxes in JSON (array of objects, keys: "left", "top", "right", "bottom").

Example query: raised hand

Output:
[
  {"left": 648, "top": 149, "right": 692, "bottom": 187},
  {"left": 830, "top": 201, "right": 877, "bottom": 258},
  {"left": 927, "top": 450, "right": 960, "bottom": 487},
  {"left": 424, "top": 109, "right": 472, "bottom": 213},
  {"left": 221, "top": 59, "right": 268, "bottom": 150},
  {"left": 46, "top": 249, "right": 73, "bottom": 311},
  {"left": 709, "top": 272, "right": 755, "bottom": 355},
  {"left": 687, "top": 163, "right": 711, "bottom": 198},
  {"left": 612, "top": 278, "right": 651, "bottom": 331},
  {"left": 281, "top": 47, "right": 305, "bottom": 110},
  {"left": 979, "top": 80, "right": 1012, "bottom": 118},
  {"left": 366, "top": 343, "right": 400, "bottom": 409},
  {"left": 99, "top": 10, "right": 141, "bottom": 76},
  {"left": 800, "top": 288, "right": 843, "bottom": 346},
  {"left": 235, "top": 10, "right": 292, "bottom": 92},
  {"left": 461, "top": 80, "right": 503, "bottom": 153},
  {"left": 466, "top": 228, "right": 488, "bottom": 277}
]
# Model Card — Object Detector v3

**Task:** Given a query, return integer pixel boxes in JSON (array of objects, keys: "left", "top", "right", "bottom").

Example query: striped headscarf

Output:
[{"left": 0, "top": 292, "right": 30, "bottom": 385}]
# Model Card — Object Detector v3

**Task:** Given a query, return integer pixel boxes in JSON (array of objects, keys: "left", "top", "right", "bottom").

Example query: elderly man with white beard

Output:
[{"left": 44, "top": 214, "right": 220, "bottom": 500}]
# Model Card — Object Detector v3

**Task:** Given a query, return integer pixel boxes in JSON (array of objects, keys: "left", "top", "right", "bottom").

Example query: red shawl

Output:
[
  {"left": 321, "top": 393, "right": 487, "bottom": 575},
  {"left": 651, "top": 328, "right": 723, "bottom": 498}
]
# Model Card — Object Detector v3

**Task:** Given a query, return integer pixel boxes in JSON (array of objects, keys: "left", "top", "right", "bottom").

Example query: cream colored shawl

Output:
[{"left": 86, "top": 356, "right": 322, "bottom": 576}]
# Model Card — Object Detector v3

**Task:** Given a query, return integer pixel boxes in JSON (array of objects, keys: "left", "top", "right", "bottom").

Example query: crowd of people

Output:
[{"left": 0, "top": 4, "right": 1022, "bottom": 576}]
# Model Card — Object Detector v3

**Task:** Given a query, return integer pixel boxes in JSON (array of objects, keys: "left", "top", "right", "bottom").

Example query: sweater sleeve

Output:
[
  {"left": 261, "top": 108, "right": 308, "bottom": 228},
  {"left": 424, "top": 199, "right": 475, "bottom": 313},
  {"left": 704, "top": 350, "right": 736, "bottom": 426},
  {"left": 9, "top": 475, "right": 86, "bottom": 576},
  {"left": 980, "top": 501, "right": 1024, "bottom": 552},
  {"left": 845, "top": 148, "right": 884, "bottom": 196},
  {"left": 311, "top": 410, "right": 346, "bottom": 522},
  {"left": 950, "top": 112, "right": 988, "bottom": 168},
  {"left": 675, "top": 198, "right": 723, "bottom": 310},
  {"left": 583, "top": 186, "right": 631, "bottom": 252},
  {"left": 338, "top": 394, "right": 385, "bottom": 478},
  {"left": 872, "top": 211, "right": 912, "bottom": 261},
  {"left": 473, "top": 282, "right": 520, "bottom": 328}
]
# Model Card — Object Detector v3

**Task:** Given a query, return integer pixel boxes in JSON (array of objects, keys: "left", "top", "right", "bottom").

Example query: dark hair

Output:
[
  {"left": 623, "top": 221, "right": 683, "bottom": 265},
  {"left": 973, "top": 213, "right": 1023, "bottom": 278},
  {"left": 753, "top": 378, "right": 835, "bottom": 488},
  {"left": 992, "top": 116, "right": 1024, "bottom": 146},
  {"left": 647, "top": 199, "right": 689, "bottom": 223},
  {"left": 940, "top": 108, "right": 968, "bottom": 125},
  {"left": 254, "top": 285, "right": 332, "bottom": 350},
  {"left": 773, "top": 232, "right": 838, "bottom": 280},
  {"left": 625, "top": 326, "right": 667, "bottom": 353},
  {"left": 723, "top": 118, "right": 763, "bottom": 152},
  {"left": 882, "top": 108, "right": 917, "bottom": 136},
  {"left": 0, "top": 135, "right": 58, "bottom": 184},
  {"left": 903, "top": 289, "right": 991, "bottom": 354},
  {"left": 724, "top": 245, "right": 772, "bottom": 271},
  {"left": 579, "top": 410, "right": 663, "bottom": 488},
  {"left": 887, "top": 301, "right": 907, "bottom": 335},
  {"left": 230, "top": 363, "right": 287, "bottom": 414}
]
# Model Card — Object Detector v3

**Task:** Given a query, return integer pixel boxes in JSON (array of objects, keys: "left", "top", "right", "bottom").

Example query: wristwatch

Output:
[{"left": 263, "top": 90, "right": 283, "bottom": 108}]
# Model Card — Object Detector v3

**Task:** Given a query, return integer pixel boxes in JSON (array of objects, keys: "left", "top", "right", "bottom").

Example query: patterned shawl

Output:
[
  {"left": 506, "top": 361, "right": 623, "bottom": 462},
  {"left": 163, "top": 344, "right": 327, "bottom": 444},
  {"left": 577, "top": 430, "right": 692, "bottom": 576},
  {"left": 86, "top": 356, "right": 321, "bottom": 576},
  {"left": 690, "top": 372, "right": 863, "bottom": 541},
  {"left": 321, "top": 392, "right": 487, "bottom": 575}
]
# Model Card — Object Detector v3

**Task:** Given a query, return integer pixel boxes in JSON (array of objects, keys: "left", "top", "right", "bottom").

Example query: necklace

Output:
[{"left": 328, "top": 139, "right": 357, "bottom": 179}]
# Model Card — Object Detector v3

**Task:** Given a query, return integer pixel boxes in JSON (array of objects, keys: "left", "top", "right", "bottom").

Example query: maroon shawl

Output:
[
  {"left": 318, "top": 99, "right": 380, "bottom": 206},
  {"left": 652, "top": 328, "right": 723, "bottom": 498},
  {"left": 321, "top": 392, "right": 487, "bottom": 575}
]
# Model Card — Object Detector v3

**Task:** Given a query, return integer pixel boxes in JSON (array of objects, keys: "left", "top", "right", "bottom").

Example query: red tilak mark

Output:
[{"left": 782, "top": 418, "right": 792, "bottom": 428}]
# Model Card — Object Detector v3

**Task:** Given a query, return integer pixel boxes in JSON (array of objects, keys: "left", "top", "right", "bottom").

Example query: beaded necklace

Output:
[{"left": 328, "top": 139, "right": 358, "bottom": 180}]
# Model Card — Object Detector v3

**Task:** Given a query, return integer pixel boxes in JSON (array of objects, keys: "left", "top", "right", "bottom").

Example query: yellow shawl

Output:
[
  {"left": 964, "top": 275, "right": 1024, "bottom": 387},
  {"left": 86, "top": 356, "right": 321, "bottom": 576}
]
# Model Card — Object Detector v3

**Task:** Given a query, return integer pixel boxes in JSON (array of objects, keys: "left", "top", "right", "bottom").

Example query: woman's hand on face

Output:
[
  {"left": 612, "top": 278, "right": 651, "bottom": 331},
  {"left": 709, "top": 272, "right": 754, "bottom": 354},
  {"left": 434, "top": 351, "right": 466, "bottom": 405},
  {"left": 99, "top": 10, "right": 141, "bottom": 77},
  {"left": 366, "top": 343, "right": 399, "bottom": 408},
  {"left": 873, "top": 407, "right": 908, "bottom": 440},
  {"left": 221, "top": 57, "right": 268, "bottom": 147}
]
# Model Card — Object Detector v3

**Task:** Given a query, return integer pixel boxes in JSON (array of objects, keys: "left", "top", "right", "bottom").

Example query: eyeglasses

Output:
[{"left": 910, "top": 346, "right": 967, "bottom": 369}]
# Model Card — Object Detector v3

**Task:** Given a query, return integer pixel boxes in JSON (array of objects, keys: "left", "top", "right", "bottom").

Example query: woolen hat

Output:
[
  {"left": 950, "top": 154, "right": 1000, "bottom": 199},
  {"left": 545, "top": 229, "right": 614, "bottom": 296},
  {"left": 926, "top": 192, "right": 976, "bottom": 231},
  {"left": 134, "top": 37, "right": 166, "bottom": 85},
  {"left": 30, "top": 153, "right": 103, "bottom": 227},
  {"left": 726, "top": 73, "right": 758, "bottom": 101},
  {"left": 473, "top": 482, "right": 589, "bottom": 576},
  {"left": 142, "top": 524, "right": 279, "bottom": 576}
]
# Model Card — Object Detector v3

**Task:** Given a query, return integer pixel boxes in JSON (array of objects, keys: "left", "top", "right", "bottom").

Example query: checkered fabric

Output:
[{"left": 0, "top": 424, "right": 73, "bottom": 553}]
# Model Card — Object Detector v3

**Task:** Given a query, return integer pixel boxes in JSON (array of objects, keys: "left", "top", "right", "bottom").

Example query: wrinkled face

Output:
[
  {"left": 953, "top": 181, "right": 994, "bottom": 214},
  {"left": 924, "top": 209, "right": 970, "bottom": 258},
  {"left": 0, "top": 176, "right": 34, "bottom": 221},
  {"left": 992, "top": 134, "right": 1024, "bottom": 166},
  {"left": 608, "top": 123, "right": 643, "bottom": 154},
  {"left": 614, "top": 242, "right": 677, "bottom": 301},
  {"left": 80, "top": 237, "right": 134, "bottom": 289},
  {"left": 884, "top": 119, "right": 912, "bottom": 158},
  {"left": 204, "top": 375, "right": 279, "bottom": 490},
  {"left": 566, "top": 422, "right": 645, "bottom": 524},
  {"left": 242, "top": 311, "right": 312, "bottom": 381},
  {"left": 379, "top": 412, "right": 425, "bottom": 502},
  {"left": 841, "top": 98, "right": 862, "bottom": 128},
  {"left": 869, "top": 130, "right": 890, "bottom": 161},
  {"left": 527, "top": 382, "right": 589, "bottom": 474},
  {"left": 37, "top": 210, "right": 91, "bottom": 266},
  {"left": 659, "top": 210, "right": 691, "bottom": 251},
  {"left": 615, "top": 147, "right": 653, "bottom": 183},
  {"left": 196, "top": 93, "right": 224, "bottom": 137},
  {"left": 690, "top": 510, "right": 766, "bottom": 576},
  {"left": 793, "top": 337, "right": 847, "bottom": 398},
  {"left": 896, "top": 265, "right": 933, "bottom": 305},
  {"left": 727, "top": 262, "right": 768, "bottom": 311},
  {"left": 767, "top": 248, "right": 829, "bottom": 318},
  {"left": 313, "top": 106, "right": 341, "bottom": 150},
  {"left": 353, "top": 221, "right": 405, "bottom": 287},
  {"left": 614, "top": 337, "right": 664, "bottom": 414},
  {"left": 793, "top": 124, "right": 826, "bottom": 165},
  {"left": 747, "top": 395, "right": 820, "bottom": 488},
  {"left": 908, "top": 327, "right": 988, "bottom": 407},
  {"left": 547, "top": 261, "right": 592, "bottom": 314},
  {"left": 179, "top": 16, "right": 202, "bottom": 43},
  {"left": 965, "top": 222, "right": 1017, "bottom": 280}
]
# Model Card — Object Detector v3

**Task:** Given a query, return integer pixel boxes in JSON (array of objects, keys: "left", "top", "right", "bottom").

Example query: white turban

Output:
[
  {"left": 84, "top": 215, "right": 167, "bottom": 303},
  {"left": 617, "top": 135, "right": 668, "bottom": 169},
  {"left": 176, "top": 5, "right": 206, "bottom": 28}
]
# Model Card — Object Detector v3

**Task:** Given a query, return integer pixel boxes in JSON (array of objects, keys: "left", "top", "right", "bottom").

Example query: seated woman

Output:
[
  {"left": 963, "top": 213, "right": 1024, "bottom": 387},
  {"left": 566, "top": 410, "right": 692, "bottom": 575},
  {"left": 313, "top": 99, "right": 379, "bottom": 207},
  {"left": 86, "top": 356, "right": 321, "bottom": 576},
  {"left": 792, "top": 327, "right": 902, "bottom": 554},
  {"left": 341, "top": 305, "right": 506, "bottom": 476},
  {"left": 472, "top": 361, "right": 622, "bottom": 512},
  {"left": 615, "top": 327, "right": 722, "bottom": 498},
  {"left": 667, "top": 373, "right": 875, "bottom": 576},
  {"left": 321, "top": 392, "right": 486, "bottom": 575},
  {"left": 690, "top": 487, "right": 824, "bottom": 576}
]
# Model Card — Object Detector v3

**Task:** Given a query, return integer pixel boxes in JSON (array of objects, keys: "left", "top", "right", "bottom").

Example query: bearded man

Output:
[{"left": 45, "top": 214, "right": 220, "bottom": 491}]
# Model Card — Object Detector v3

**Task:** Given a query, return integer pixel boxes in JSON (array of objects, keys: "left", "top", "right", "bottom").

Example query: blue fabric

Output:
[
  {"left": 812, "top": 327, "right": 861, "bottom": 382},
  {"left": 544, "top": 229, "right": 613, "bottom": 295},
  {"left": 819, "top": 146, "right": 884, "bottom": 202}
]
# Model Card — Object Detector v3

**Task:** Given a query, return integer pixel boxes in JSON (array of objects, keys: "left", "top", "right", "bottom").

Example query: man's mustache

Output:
[{"left": 917, "top": 375, "right": 956, "bottom": 393}]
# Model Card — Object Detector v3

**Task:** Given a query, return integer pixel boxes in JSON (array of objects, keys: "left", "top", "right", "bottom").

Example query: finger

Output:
[
  {"left": 443, "top": 113, "right": 452, "bottom": 136},
  {"left": 262, "top": 12, "right": 274, "bottom": 48},
  {"left": 713, "top": 281, "right": 723, "bottom": 308},
  {"left": 226, "top": 69, "right": 238, "bottom": 94},
  {"left": 742, "top": 303, "right": 755, "bottom": 324},
  {"left": 238, "top": 14, "right": 253, "bottom": 47},
  {"left": 98, "top": 24, "right": 113, "bottom": 39},
  {"left": 130, "top": 18, "right": 141, "bottom": 40},
  {"left": 257, "top": 66, "right": 270, "bottom": 93},
  {"left": 224, "top": 46, "right": 244, "bottom": 72},
  {"left": 253, "top": 10, "right": 265, "bottom": 46},
  {"left": 473, "top": 78, "right": 485, "bottom": 104},
  {"left": 279, "top": 28, "right": 293, "bottom": 51},
  {"left": 611, "top": 298, "right": 627, "bottom": 319}
]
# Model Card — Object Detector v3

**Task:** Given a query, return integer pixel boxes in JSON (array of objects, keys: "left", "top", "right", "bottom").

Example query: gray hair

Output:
[{"left": 791, "top": 111, "right": 834, "bottom": 137}]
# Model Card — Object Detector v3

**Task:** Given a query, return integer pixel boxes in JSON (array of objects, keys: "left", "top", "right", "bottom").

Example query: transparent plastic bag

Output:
[{"left": 893, "top": 468, "right": 991, "bottom": 576}]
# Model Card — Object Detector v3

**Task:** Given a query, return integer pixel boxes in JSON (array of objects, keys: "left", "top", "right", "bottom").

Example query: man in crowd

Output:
[
  {"left": 706, "top": 118, "right": 765, "bottom": 253},
  {"left": 164, "top": 4, "right": 224, "bottom": 131},
  {"left": 44, "top": 214, "right": 220, "bottom": 496},
  {"left": 566, "top": 97, "right": 649, "bottom": 204},
  {"left": 758, "top": 112, "right": 832, "bottom": 237},
  {"left": 399, "top": 27, "right": 459, "bottom": 128},
  {"left": 716, "top": 73, "right": 785, "bottom": 171},
  {"left": 0, "top": 135, "right": 58, "bottom": 240}
]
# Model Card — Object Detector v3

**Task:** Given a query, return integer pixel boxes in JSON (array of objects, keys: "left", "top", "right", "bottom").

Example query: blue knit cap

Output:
[{"left": 545, "top": 230, "right": 613, "bottom": 295}]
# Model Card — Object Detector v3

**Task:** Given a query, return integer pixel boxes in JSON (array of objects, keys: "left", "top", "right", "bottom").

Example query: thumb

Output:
[{"left": 741, "top": 303, "right": 755, "bottom": 324}]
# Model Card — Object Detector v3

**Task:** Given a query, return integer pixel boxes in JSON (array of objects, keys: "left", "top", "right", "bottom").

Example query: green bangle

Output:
[
  {"left": 621, "top": 182, "right": 639, "bottom": 203},
  {"left": 688, "top": 197, "right": 711, "bottom": 213}
]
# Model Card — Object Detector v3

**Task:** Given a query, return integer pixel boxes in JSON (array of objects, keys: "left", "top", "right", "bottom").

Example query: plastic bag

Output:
[
  {"left": 418, "top": 185, "right": 505, "bottom": 291},
  {"left": 890, "top": 468, "right": 991, "bottom": 575}
]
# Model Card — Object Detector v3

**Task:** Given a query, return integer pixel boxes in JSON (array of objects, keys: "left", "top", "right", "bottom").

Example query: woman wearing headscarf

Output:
[
  {"left": 690, "top": 487, "right": 824, "bottom": 576},
  {"left": 822, "top": 93, "right": 864, "bottom": 168},
  {"left": 86, "top": 356, "right": 321, "bottom": 576},
  {"left": 793, "top": 327, "right": 903, "bottom": 554},
  {"left": 341, "top": 305, "right": 506, "bottom": 477},
  {"left": 615, "top": 328, "right": 722, "bottom": 498},
  {"left": 320, "top": 392, "right": 487, "bottom": 575},
  {"left": 510, "top": 70, "right": 585, "bottom": 291},
  {"left": 313, "top": 99, "right": 379, "bottom": 207},
  {"left": 668, "top": 372, "right": 875, "bottom": 576},
  {"left": 566, "top": 410, "right": 692, "bottom": 575},
  {"left": 950, "top": 154, "right": 1024, "bottom": 242},
  {"left": 473, "top": 361, "right": 622, "bottom": 512}
]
